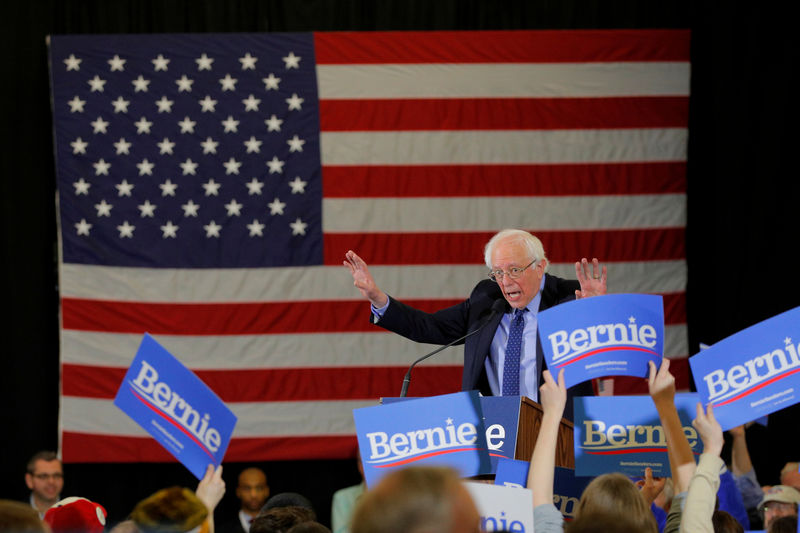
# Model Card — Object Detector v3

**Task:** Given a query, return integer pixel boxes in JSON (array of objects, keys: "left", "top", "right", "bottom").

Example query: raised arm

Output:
[
  {"left": 679, "top": 403, "right": 725, "bottom": 533},
  {"left": 196, "top": 464, "right": 226, "bottom": 533},
  {"left": 528, "top": 369, "right": 567, "bottom": 508},
  {"left": 648, "top": 359, "right": 695, "bottom": 493},
  {"left": 344, "top": 250, "right": 388, "bottom": 308},
  {"left": 574, "top": 258, "right": 607, "bottom": 299}
]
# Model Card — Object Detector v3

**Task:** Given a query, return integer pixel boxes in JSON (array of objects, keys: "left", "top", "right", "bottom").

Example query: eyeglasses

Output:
[
  {"left": 488, "top": 260, "right": 537, "bottom": 282},
  {"left": 30, "top": 473, "right": 63, "bottom": 481},
  {"left": 760, "top": 501, "right": 796, "bottom": 514}
]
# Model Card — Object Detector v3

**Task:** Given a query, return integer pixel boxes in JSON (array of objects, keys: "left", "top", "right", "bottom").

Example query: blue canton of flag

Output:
[{"left": 50, "top": 34, "right": 322, "bottom": 268}]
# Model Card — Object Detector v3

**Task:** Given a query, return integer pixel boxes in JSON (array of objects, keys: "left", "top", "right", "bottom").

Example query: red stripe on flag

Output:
[
  {"left": 314, "top": 30, "right": 691, "bottom": 64},
  {"left": 322, "top": 163, "right": 687, "bottom": 198},
  {"left": 61, "top": 292, "right": 685, "bottom": 335},
  {"left": 320, "top": 97, "right": 689, "bottom": 131},
  {"left": 61, "top": 432, "right": 359, "bottom": 463},
  {"left": 60, "top": 298, "right": 459, "bottom": 334},
  {"left": 324, "top": 229, "right": 686, "bottom": 265},
  {"left": 611, "top": 357, "right": 692, "bottom": 394},
  {"left": 62, "top": 364, "right": 462, "bottom": 401}
]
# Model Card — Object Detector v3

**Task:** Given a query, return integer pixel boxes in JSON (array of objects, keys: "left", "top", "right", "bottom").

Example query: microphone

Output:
[{"left": 399, "top": 299, "right": 508, "bottom": 397}]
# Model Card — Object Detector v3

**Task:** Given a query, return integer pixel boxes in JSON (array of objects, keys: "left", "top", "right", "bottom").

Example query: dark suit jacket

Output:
[{"left": 374, "top": 274, "right": 593, "bottom": 419}]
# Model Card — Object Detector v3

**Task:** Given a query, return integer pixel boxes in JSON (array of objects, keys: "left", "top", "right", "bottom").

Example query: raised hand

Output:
[
  {"left": 648, "top": 358, "right": 675, "bottom": 405},
  {"left": 344, "top": 250, "right": 388, "bottom": 308},
  {"left": 693, "top": 402, "right": 724, "bottom": 457},
  {"left": 636, "top": 467, "right": 667, "bottom": 505},
  {"left": 574, "top": 258, "right": 607, "bottom": 299},
  {"left": 196, "top": 464, "right": 225, "bottom": 512},
  {"left": 539, "top": 368, "right": 567, "bottom": 419}
]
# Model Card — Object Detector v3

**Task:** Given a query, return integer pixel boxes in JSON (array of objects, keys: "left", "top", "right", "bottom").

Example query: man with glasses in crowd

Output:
[
  {"left": 344, "top": 228, "right": 606, "bottom": 418},
  {"left": 24, "top": 451, "right": 64, "bottom": 518}
]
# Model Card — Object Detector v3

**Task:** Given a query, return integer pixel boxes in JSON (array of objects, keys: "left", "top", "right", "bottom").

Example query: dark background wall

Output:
[{"left": 2, "top": 1, "right": 798, "bottom": 528}]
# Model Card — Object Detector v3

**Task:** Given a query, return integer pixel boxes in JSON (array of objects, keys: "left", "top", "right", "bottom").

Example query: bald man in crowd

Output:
[{"left": 219, "top": 467, "right": 270, "bottom": 533}]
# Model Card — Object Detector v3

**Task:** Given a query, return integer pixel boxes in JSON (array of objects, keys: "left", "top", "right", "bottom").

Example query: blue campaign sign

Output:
[
  {"left": 538, "top": 294, "right": 664, "bottom": 388},
  {"left": 494, "top": 458, "right": 529, "bottom": 488},
  {"left": 354, "top": 391, "right": 492, "bottom": 487},
  {"left": 553, "top": 467, "right": 593, "bottom": 520},
  {"left": 689, "top": 306, "right": 800, "bottom": 430},
  {"left": 573, "top": 394, "right": 703, "bottom": 477},
  {"left": 114, "top": 333, "right": 237, "bottom": 479}
]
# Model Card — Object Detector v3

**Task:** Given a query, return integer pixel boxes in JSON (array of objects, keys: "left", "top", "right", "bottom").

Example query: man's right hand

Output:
[{"left": 344, "top": 250, "right": 389, "bottom": 308}]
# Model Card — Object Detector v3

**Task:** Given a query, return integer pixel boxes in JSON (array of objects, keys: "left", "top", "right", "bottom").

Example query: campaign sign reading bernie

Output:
[
  {"left": 353, "top": 391, "right": 492, "bottom": 487},
  {"left": 689, "top": 306, "right": 800, "bottom": 430},
  {"left": 114, "top": 333, "right": 237, "bottom": 479},
  {"left": 574, "top": 394, "right": 703, "bottom": 477},
  {"left": 538, "top": 294, "right": 664, "bottom": 388}
]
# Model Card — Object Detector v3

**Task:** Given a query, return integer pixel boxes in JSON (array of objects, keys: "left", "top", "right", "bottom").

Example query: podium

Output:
[{"left": 515, "top": 396, "right": 574, "bottom": 468}]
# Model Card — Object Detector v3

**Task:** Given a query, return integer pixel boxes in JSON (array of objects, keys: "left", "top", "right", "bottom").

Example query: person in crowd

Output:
[
  {"left": 767, "top": 514, "right": 798, "bottom": 533},
  {"left": 710, "top": 510, "right": 743, "bottom": 533},
  {"left": 24, "top": 450, "right": 64, "bottom": 519},
  {"left": 778, "top": 462, "right": 800, "bottom": 491},
  {"left": 286, "top": 522, "right": 331, "bottom": 533},
  {"left": 330, "top": 448, "right": 365, "bottom": 533},
  {"left": 0, "top": 499, "right": 48, "bottom": 533},
  {"left": 250, "top": 506, "right": 316, "bottom": 533},
  {"left": 219, "top": 467, "right": 270, "bottom": 533},
  {"left": 758, "top": 485, "right": 800, "bottom": 530},
  {"left": 130, "top": 464, "right": 225, "bottom": 533},
  {"left": 261, "top": 493, "right": 316, "bottom": 517},
  {"left": 344, "top": 229, "right": 605, "bottom": 417},
  {"left": 350, "top": 465, "right": 480, "bottom": 533},
  {"left": 43, "top": 496, "right": 107, "bottom": 533},
  {"left": 528, "top": 368, "right": 658, "bottom": 533}
]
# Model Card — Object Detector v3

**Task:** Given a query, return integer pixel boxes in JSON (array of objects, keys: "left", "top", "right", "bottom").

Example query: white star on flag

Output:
[
  {"left": 175, "top": 75, "right": 194, "bottom": 92},
  {"left": 290, "top": 217, "right": 307, "bottom": 235},
  {"left": 71, "top": 137, "right": 88, "bottom": 154},
  {"left": 180, "top": 158, "right": 198, "bottom": 175},
  {"left": 88, "top": 75, "right": 106, "bottom": 92},
  {"left": 244, "top": 136, "right": 262, "bottom": 153},
  {"left": 262, "top": 73, "right": 280, "bottom": 90},
  {"left": 159, "top": 179, "right": 178, "bottom": 197},
  {"left": 225, "top": 199, "right": 243, "bottom": 216},
  {"left": 219, "top": 74, "right": 238, "bottom": 91},
  {"left": 247, "top": 219, "right": 265, "bottom": 236},
  {"left": 68, "top": 96, "right": 86, "bottom": 113},
  {"left": 108, "top": 55, "right": 126, "bottom": 71},
  {"left": 132, "top": 75, "right": 150, "bottom": 92},
  {"left": 195, "top": 53, "right": 214, "bottom": 71},
  {"left": 246, "top": 178, "right": 264, "bottom": 195},
  {"left": 72, "top": 178, "right": 91, "bottom": 195},
  {"left": 138, "top": 200, "right": 157, "bottom": 217},
  {"left": 161, "top": 221, "right": 179, "bottom": 238},
  {"left": 242, "top": 94, "right": 261, "bottom": 111},
  {"left": 286, "top": 93, "right": 304, "bottom": 111},
  {"left": 157, "top": 138, "right": 175, "bottom": 154},
  {"left": 201, "top": 137, "right": 219, "bottom": 154},
  {"left": 182, "top": 199, "right": 200, "bottom": 217},
  {"left": 239, "top": 53, "right": 258, "bottom": 70},
  {"left": 265, "top": 115, "right": 283, "bottom": 132},
  {"left": 288, "top": 176, "right": 307, "bottom": 194},
  {"left": 155, "top": 96, "right": 175, "bottom": 113},
  {"left": 75, "top": 218, "right": 92, "bottom": 235},
  {"left": 115, "top": 179, "right": 134, "bottom": 196},
  {"left": 112, "top": 96, "right": 130, "bottom": 113},
  {"left": 266, "top": 156, "right": 285, "bottom": 174},
  {"left": 93, "top": 158, "right": 111, "bottom": 175},
  {"left": 91, "top": 117, "right": 109, "bottom": 134},
  {"left": 114, "top": 138, "right": 132, "bottom": 155},
  {"left": 202, "top": 179, "right": 221, "bottom": 196},
  {"left": 203, "top": 220, "right": 222, "bottom": 238},
  {"left": 287, "top": 135, "right": 305, "bottom": 152},
  {"left": 117, "top": 221, "right": 135, "bottom": 238},
  {"left": 134, "top": 117, "right": 154, "bottom": 134},
  {"left": 178, "top": 116, "right": 197, "bottom": 134},
  {"left": 199, "top": 95, "right": 217, "bottom": 112},
  {"left": 136, "top": 158, "right": 154, "bottom": 176},
  {"left": 283, "top": 51, "right": 301, "bottom": 69},
  {"left": 64, "top": 54, "right": 82, "bottom": 71},
  {"left": 94, "top": 199, "right": 113, "bottom": 217},
  {"left": 221, "top": 115, "right": 240, "bottom": 133},
  {"left": 152, "top": 54, "right": 170, "bottom": 71},
  {"left": 223, "top": 157, "right": 242, "bottom": 175},
  {"left": 268, "top": 197, "right": 286, "bottom": 215}
]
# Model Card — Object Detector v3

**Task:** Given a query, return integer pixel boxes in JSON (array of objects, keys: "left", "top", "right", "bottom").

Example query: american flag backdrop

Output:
[{"left": 48, "top": 30, "right": 690, "bottom": 463}]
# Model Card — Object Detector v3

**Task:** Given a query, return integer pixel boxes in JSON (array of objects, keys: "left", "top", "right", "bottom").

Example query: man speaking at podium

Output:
[{"left": 344, "top": 229, "right": 606, "bottom": 419}]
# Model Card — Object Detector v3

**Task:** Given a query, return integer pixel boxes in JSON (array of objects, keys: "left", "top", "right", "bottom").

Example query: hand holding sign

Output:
[{"left": 196, "top": 464, "right": 226, "bottom": 514}]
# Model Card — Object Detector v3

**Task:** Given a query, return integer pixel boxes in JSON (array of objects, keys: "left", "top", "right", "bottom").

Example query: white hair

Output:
[{"left": 483, "top": 229, "right": 548, "bottom": 272}]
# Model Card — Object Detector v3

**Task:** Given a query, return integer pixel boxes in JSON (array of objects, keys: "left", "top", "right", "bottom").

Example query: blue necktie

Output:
[{"left": 503, "top": 308, "right": 526, "bottom": 396}]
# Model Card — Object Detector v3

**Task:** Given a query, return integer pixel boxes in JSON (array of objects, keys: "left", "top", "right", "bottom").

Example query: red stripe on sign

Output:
[
  {"left": 62, "top": 433, "right": 359, "bottom": 463},
  {"left": 60, "top": 298, "right": 460, "bottom": 334},
  {"left": 314, "top": 30, "right": 691, "bottom": 64},
  {"left": 324, "top": 229, "right": 686, "bottom": 265},
  {"left": 320, "top": 97, "right": 689, "bottom": 131},
  {"left": 321, "top": 162, "right": 687, "bottom": 198},
  {"left": 62, "top": 364, "right": 462, "bottom": 401}
]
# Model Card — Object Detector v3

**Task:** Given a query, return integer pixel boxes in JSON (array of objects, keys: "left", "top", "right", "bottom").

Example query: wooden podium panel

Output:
[{"left": 514, "top": 397, "right": 574, "bottom": 468}]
